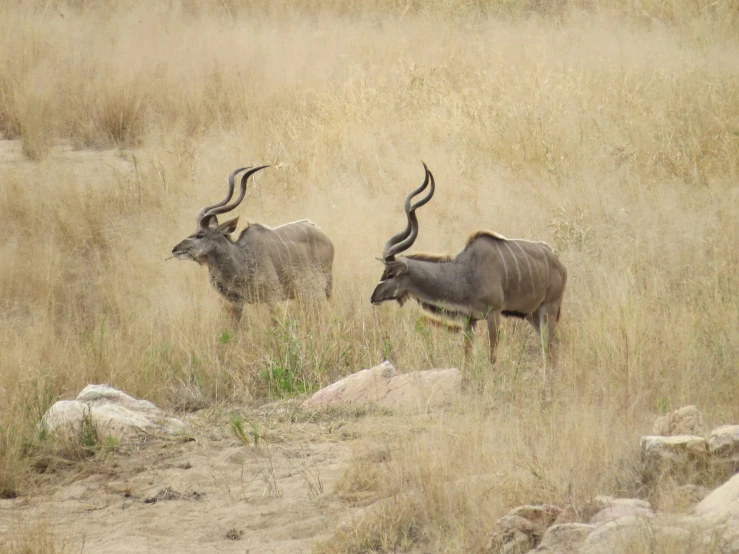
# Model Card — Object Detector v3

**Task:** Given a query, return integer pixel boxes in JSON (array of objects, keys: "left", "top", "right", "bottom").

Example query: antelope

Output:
[
  {"left": 370, "top": 163, "right": 567, "bottom": 380},
  {"left": 172, "top": 166, "right": 335, "bottom": 322}
]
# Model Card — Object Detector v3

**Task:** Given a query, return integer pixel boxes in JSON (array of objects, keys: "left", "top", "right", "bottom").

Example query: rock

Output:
[
  {"left": 652, "top": 405, "right": 705, "bottom": 437},
  {"left": 641, "top": 435, "right": 708, "bottom": 460},
  {"left": 488, "top": 504, "right": 562, "bottom": 553},
  {"left": 531, "top": 523, "right": 595, "bottom": 553},
  {"left": 579, "top": 515, "right": 699, "bottom": 554},
  {"left": 640, "top": 435, "right": 708, "bottom": 480},
  {"left": 708, "top": 425, "right": 739, "bottom": 460},
  {"left": 509, "top": 505, "right": 563, "bottom": 528},
  {"left": 301, "top": 361, "right": 462, "bottom": 412},
  {"left": 43, "top": 384, "right": 188, "bottom": 439},
  {"left": 589, "top": 497, "right": 654, "bottom": 524},
  {"left": 591, "top": 495, "right": 651, "bottom": 511},
  {"left": 492, "top": 421, "right": 739, "bottom": 554},
  {"left": 694, "top": 471, "right": 739, "bottom": 551}
]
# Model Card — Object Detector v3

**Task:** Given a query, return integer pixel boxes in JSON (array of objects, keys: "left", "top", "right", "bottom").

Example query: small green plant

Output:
[
  {"left": 78, "top": 408, "right": 100, "bottom": 452},
  {"left": 219, "top": 329, "right": 232, "bottom": 344},
  {"left": 230, "top": 415, "right": 259, "bottom": 447},
  {"left": 381, "top": 338, "right": 393, "bottom": 361},
  {"left": 261, "top": 316, "right": 319, "bottom": 397},
  {"left": 413, "top": 317, "right": 430, "bottom": 338},
  {"left": 56, "top": 408, "right": 117, "bottom": 462},
  {"left": 102, "top": 435, "right": 120, "bottom": 453}
]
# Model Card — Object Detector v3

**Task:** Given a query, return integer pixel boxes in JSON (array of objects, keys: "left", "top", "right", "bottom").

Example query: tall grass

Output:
[{"left": 0, "top": 0, "right": 737, "bottom": 550}]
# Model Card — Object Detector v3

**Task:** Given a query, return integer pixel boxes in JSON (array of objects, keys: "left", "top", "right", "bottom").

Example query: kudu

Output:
[
  {"left": 370, "top": 163, "right": 567, "bottom": 380},
  {"left": 172, "top": 166, "right": 335, "bottom": 322}
]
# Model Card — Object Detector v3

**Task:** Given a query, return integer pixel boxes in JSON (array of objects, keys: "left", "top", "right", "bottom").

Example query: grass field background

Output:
[{"left": 1, "top": 0, "right": 737, "bottom": 550}]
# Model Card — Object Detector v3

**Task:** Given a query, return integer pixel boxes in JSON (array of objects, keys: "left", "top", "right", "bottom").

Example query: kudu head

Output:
[
  {"left": 370, "top": 163, "right": 435, "bottom": 306},
  {"left": 171, "top": 165, "right": 269, "bottom": 265}
]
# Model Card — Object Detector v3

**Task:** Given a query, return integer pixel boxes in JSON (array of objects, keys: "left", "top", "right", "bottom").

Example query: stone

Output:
[
  {"left": 652, "top": 405, "right": 705, "bottom": 437},
  {"left": 694, "top": 472, "right": 739, "bottom": 551},
  {"left": 508, "top": 504, "right": 563, "bottom": 528},
  {"left": 708, "top": 425, "right": 739, "bottom": 459},
  {"left": 641, "top": 435, "right": 708, "bottom": 480},
  {"left": 488, "top": 504, "right": 562, "bottom": 553},
  {"left": 580, "top": 515, "right": 700, "bottom": 554},
  {"left": 43, "top": 384, "right": 188, "bottom": 439},
  {"left": 591, "top": 495, "right": 652, "bottom": 512},
  {"left": 641, "top": 435, "right": 708, "bottom": 460},
  {"left": 493, "top": 429, "right": 739, "bottom": 554},
  {"left": 531, "top": 523, "right": 595, "bottom": 553},
  {"left": 590, "top": 498, "right": 654, "bottom": 523},
  {"left": 579, "top": 516, "right": 653, "bottom": 554},
  {"left": 301, "top": 361, "right": 462, "bottom": 412}
]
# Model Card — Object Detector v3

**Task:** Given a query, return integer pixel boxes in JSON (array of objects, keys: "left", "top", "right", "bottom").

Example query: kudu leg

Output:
[
  {"left": 226, "top": 302, "right": 244, "bottom": 325},
  {"left": 530, "top": 303, "right": 560, "bottom": 394},
  {"left": 463, "top": 318, "right": 477, "bottom": 358},
  {"left": 544, "top": 302, "right": 560, "bottom": 371},
  {"left": 325, "top": 273, "right": 333, "bottom": 301},
  {"left": 485, "top": 310, "right": 501, "bottom": 364}
]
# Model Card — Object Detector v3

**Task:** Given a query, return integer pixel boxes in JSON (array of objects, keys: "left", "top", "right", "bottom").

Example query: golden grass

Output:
[
  {"left": 0, "top": 0, "right": 737, "bottom": 551},
  {"left": 0, "top": 516, "right": 71, "bottom": 554}
]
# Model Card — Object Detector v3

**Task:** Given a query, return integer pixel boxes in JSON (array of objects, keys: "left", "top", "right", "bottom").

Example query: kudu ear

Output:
[
  {"left": 207, "top": 215, "right": 220, "bottom": 228},
  {"left": 387, "top": 259, "right": 409, "bottom": 276},
  {"left": 217, "top": 217, "right": 239, "bottom": 235}
]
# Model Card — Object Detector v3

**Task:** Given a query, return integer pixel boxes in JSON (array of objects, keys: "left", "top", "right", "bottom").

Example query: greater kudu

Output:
[
  {"left": 172, "top": 166, "right": 335, "bottom": 322},
  {"left": 370, "top": 163, "right": 567, "bottom": 380}
]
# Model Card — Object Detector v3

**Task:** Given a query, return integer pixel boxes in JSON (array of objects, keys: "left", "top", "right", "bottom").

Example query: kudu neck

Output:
[
  {"left": 206, "top": 240, "right": 255, "bottom": 285},
  {"left": 401, "top": 256, "right": 470, "bottom": 302}
]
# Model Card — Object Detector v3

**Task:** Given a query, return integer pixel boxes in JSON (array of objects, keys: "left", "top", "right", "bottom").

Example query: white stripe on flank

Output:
[
  {"left": 495, "top": 241, "right": 509, "bottom": 287},
  {"left": 513, "top": 241, "right": 536, "bottom": 293},
  {"left": 269, "top": 219, "right": 314, "bottom": 230},
  {"left": 502, "top": 241, "right": 521, "bottom": 290},
  {"left": 538, "top": 243, "right": 550, "bottom": 285},
  {"left": 271, "top": 228, "right": 290, "bottom": 271}
]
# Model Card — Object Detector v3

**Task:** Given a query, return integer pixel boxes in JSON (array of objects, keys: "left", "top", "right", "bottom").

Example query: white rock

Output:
[
  {"left": 532, "top": 523, "right": 595, "bottom": 553},
  {"left": 708, "top": 425, "right": 739, "bottom": 459},
  {"left": 579, "top": 517, "right": 662, "bottom": 554},
  {"left": 641, "top": 435, "right": 708, "bottom": 478},
  {"left": 590, "top": 502, "right": 654, "bottom": 524},
  {"left": 43, "top": 384, "right": 188, "bottom": 439},
  {"left": 694, "top": 472, "right": 739, "bottom": 551},
  {"left": 301, "top": 362, "right": 461, "bottom": 412},
  {"left": 515, "top": 459, "right": 739, "bottom": 554},
  {"left": 592, "top": 495, "right": 652, "bottom": 512},
  {"left": 641, "top": 435, "right": 707, "bottom": 460}
]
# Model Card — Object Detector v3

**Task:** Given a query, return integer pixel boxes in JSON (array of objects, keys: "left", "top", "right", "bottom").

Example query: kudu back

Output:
[
  {"left": 370, "top": 163, "right": 567, "bottom": 381},
  {"left": 172, "top": 166, "right": 335, "bottom": 321}
]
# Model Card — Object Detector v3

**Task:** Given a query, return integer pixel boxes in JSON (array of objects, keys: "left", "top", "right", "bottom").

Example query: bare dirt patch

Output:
[{"left": 0, "top": 404, "right": 381, "bottom": 553}]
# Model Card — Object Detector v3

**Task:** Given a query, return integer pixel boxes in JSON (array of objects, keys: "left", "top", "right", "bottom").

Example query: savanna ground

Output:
[{"left": 1, "top": 0, "right": 738, "bottom": 552}]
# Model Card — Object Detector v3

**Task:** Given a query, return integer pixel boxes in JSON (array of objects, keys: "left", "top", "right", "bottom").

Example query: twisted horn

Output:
[
  {"left": 383, "top": 163, "right": 436, "bottom": 260},
  {"left": 382, "top": 165, "right": 429, "bottom": 259},
  {"left": 199, "top": 165, "right": 270, "bottom": 229},
  {"left": 195, "top": 167, "right": 247, "bottom": 228}
]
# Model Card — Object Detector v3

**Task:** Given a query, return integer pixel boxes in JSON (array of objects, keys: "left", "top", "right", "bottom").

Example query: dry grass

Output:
[
  {"left": 0, "top": 518, "right": 70, "bottom": 554},
  {"left": 0, "top": 0, "right": 737, "bottom": 551}
]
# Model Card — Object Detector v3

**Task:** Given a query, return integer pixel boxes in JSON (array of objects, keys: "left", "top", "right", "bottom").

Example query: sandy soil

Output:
[{"left": 0, "top": 404, "right": 377, "bottom": 553}]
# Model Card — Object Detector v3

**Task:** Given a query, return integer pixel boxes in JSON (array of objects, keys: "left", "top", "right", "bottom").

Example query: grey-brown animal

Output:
[
  {"left": 370, "top": 163, "right": 567, "bottom": 377},
  {"left": 172, "top": 166, "right": 335, "bottom": 322}
]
